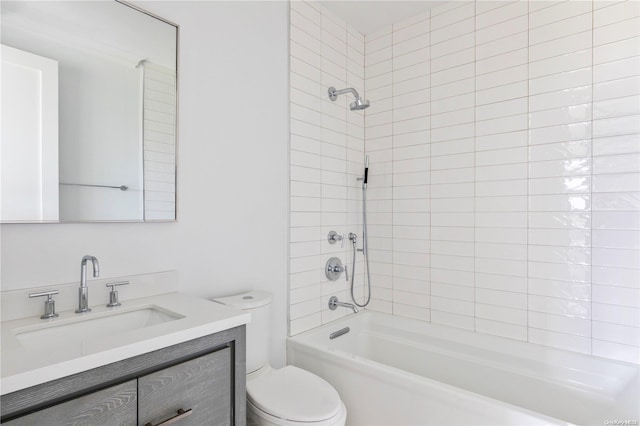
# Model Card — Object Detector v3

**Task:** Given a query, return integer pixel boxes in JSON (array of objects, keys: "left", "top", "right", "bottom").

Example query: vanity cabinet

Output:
[
  {"left": 3, "top": 380, "right": 137, "bottom": 426},
  {"left": 139, "top": 348, "right": 231, "bottom": 426},
  {"left": 1, "top": 326, "right": 245, "bottom": 426}
]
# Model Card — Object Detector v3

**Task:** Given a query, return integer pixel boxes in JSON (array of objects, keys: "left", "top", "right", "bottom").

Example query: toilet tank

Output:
[{"left": 213, "top": 290, "right": 273, "bottom": 374}]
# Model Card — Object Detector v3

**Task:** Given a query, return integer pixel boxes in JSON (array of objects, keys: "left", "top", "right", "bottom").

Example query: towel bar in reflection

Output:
[{"left": 60, "top": 183, "right": 128, "bottom": 191}]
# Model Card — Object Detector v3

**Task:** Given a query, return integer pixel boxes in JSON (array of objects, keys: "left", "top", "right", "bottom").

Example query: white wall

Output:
[
  {"left": 363, "top": 0, "right": 640, "bottom": 364},
  {"left": 0, "top": 1, "right": 289, "bottom": 366}
]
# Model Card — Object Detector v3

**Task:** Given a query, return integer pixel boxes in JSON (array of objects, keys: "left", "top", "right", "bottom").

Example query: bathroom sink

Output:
[
  {"left": 1, "top": 292, "right": 250, "bottom": 395},
  {"left": 13, "top": 306, "right": 184, "bottom": 351}
]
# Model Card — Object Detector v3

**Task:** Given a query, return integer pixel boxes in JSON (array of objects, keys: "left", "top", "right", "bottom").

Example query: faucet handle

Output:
[
  {"left": 106, "top": 281, "right": 129, "bottom": 307},
  {"left": 29, "top": 290, "right": 59, "bottom": 319}
]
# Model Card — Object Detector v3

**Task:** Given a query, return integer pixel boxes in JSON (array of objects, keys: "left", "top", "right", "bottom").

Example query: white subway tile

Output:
[
  {"left": 593, "top": 16, "right": 640, "bottom": 46},
  {"left": 593, "top": 285, "right": 640, "bottom": 308},
  {"left": 528, "top": 261, "right": 591, "bottom": 283},
  {"left": 476, "top": 272, "right": 527, "bottom": 293},
  {"left": 593, "top": 230, "right": 640, "bottom": 250},
  {"left": 528, "top": 245, "right": 590, "bottom": 265},
  {"left": 476, "top": 163, "right": 527, "bottom": 181},
  {"left": 431, "top": 284, "right": 475, "bottom": 305},
  {"left": 593, "top": 303, "right": 640, "bottom": 327},
  {"left": 592, "top": 173, "right": 640, "bottom": 193},
  {"left": 529, "top": 328, "right": 591, "bottom": 354},
  {"left": 431, "top": 310, "right": 476, "bottom": 331},
  {"left": 394, "top": 34, "right": 430, "bottom": 57},
  {"left": 592, "top": 340, "right": 640, "bottom": 364},
  {"left": 394, "top": 144, "right": 429, "bottom": 161},
  {"left": 476, "top": 81, "right": 527, "bottom": 105},
  {"left": 394, "top": 75, "right": 430, "bottom": 96},
  {"left": 476, "top": 130, "right": 528, "bottom": 151},
  {"left": 593, "top": 192, "right": 640, "bottom": 212},
  {"left": 475, "top": 195, "right": 527, "bottom": 211},
  {"left": 431, "top": 74, "right": 476, "bottom": 101},
  {"left": 478, "top": 49, "right": 528, "bottom": 75},
  {"left": 476, "top": 257, "right": 527, "bottom": 276},
  {"left": 475, "top": 98, "right": 527, "bottom": 121},
  {"left": 593, "top": 211, "right": 640, "bottom": 230},
  {"left": 393, "top": 61, "right": 430, "bottom": 84},
  {"left": 528, "top": 294, "right": 591, "bottom": 319},
  {"left": 593, "top": 321, "right": 640, "bottom": 347},
  {"left": 476, "top": 0, "right": 528, "bottom": 28},
  {"left": 476, "top": 212, "right": 526, "bottom": 228},
  {"left": 594, "top": 56, "right": 640, "bottom": 84},
  {"left": 529, "top": 13, "right": 592, "bottom": 46},
  {"left": 592, "top": 266, "right": 640, "bottom": 288},
  {"left": 594, "top": 1, "right": 640, "bottom": 26},
  {"left": 431, "top": 197, "right": 474, "bottom": 212},
  {"left": 594, "top": 76, "right": 640, "bottom": 101},
  {"left": 529, "top": 30, "right": 592, "bottom": 63},
  {"left": 593, "top": 153, "right": 640, "bottom": 174},
  {"left": 477, "top": 319, "right": 528, "bottom": 341},
  {"left": 432, "top": 32, "right": 474, "bottom": 60},
  {"left": 593, "top": 115, "right": 640, "bottom": 138},
  {"left": 431, "top": 47, "right": 475, "bottom": 74},
  {"left": 476, "top": 15, "right": 528, "bottom": 45},
  {"left": 529, "top": 68, "right": 592, "bottom": 95},
  {"left": 529, "top": 278, "right": 591, "bottom": 301},
  {"left": 594, "top": 37, "right": 640, "bottom": 65},
  {"left": 476, "top": 303, "right": 527, "bottom": 327},
  {"left": 476, "top": 114, "right": 528, "bottom": 136},
  {"left": 431, "top": 63, "right": 475, "bottom": 87},
  {"left": 593, "top": 247, "right": 640, "bottom": 269},
  {"left": 529, "top": 158, "right": 591, "bottom": 179},
  {"left": 431, "top": 12, "right": 474, "bottom": 44},
  {"left": 529, "top": 311, "right": 591, "bottom": 337}
]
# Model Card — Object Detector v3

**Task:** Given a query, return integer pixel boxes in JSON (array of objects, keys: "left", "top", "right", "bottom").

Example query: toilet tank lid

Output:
[{"left": 213, "top": 290, "right": 273, "bottom": 310}]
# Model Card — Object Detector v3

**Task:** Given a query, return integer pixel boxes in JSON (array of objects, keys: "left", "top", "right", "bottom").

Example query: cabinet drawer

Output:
[
  {"left": 4, "top": 380, "right": 137, "bottom": 426},
  {"left": 138, "top": 348, "right": 232, "bottom": 426}
]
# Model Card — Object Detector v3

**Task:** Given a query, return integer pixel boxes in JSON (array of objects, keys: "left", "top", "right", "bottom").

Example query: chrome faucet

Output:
[
  {"left": 76, "top": 255, "right": 99, "bottom": 313},
  {"left": 328, "top": 296, "right": 359, "bottom": 314}
]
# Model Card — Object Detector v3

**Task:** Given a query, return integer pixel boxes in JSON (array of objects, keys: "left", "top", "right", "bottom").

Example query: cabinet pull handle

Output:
[{"left": 145, "top": 408, "right": 193, "bottom": 426}]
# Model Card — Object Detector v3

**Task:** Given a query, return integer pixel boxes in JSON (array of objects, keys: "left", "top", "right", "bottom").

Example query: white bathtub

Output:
[{"left": 287, "top": 311, "right": 639, "bottom": 426}]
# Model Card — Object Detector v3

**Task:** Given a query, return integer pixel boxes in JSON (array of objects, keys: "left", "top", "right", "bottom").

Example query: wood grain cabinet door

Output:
[
  {"left": 3, "top": 380, "right": 137, "bottom": 426},
  {"left": 138, "top": 348, "right": 232, "bottom": 426}
]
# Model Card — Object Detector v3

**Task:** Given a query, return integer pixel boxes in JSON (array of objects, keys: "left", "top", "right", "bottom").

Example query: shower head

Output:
[
  {"left": 350, "top": 98, "right": 371, "bottom": 110},
  {"left": 328, "top": 86, "right": 371, "bottom": 110}
]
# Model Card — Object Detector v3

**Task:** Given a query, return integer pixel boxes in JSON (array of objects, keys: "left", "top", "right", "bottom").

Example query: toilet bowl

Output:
[{"left": 213, "top": 291, "right": 346, "bottom": 426}]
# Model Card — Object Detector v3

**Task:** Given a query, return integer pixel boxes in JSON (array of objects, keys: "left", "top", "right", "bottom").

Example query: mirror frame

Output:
[{"left": 0, "top": 0, "right": 179, "bottom": 224}]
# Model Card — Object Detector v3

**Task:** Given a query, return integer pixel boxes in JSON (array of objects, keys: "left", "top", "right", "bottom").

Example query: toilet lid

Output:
[{"left": 247, "top": 366, "right": 342, "bottom": 422}]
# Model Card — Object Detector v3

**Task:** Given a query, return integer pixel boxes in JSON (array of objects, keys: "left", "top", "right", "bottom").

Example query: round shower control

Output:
[{"left": 325, "top": 257, "right": 345, "bottom": 281}]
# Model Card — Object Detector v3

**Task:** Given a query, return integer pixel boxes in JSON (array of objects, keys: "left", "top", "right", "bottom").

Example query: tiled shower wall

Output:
[
  {"left": 288, "top": 0, "right": 639, "bottom": 364},
  {"left": 288, "top": 1, "right": 366, "bottom": 335},
  {"left": 363, "top": 0, "right": 640, "bottom": 363}
]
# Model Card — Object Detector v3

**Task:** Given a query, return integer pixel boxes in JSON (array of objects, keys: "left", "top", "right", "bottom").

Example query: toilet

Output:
[{"left": 214, "top": 291, "right": 347, "bottom": 426}]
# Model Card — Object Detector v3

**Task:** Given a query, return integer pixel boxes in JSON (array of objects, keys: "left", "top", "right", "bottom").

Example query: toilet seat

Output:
[{"left": 247, "top": 365, "right": 344, "bottom": 424}]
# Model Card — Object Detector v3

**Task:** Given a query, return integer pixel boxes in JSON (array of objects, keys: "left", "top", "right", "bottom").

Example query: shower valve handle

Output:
[{"left": 327, "top": 231, "right": 344, "bottom": 247}]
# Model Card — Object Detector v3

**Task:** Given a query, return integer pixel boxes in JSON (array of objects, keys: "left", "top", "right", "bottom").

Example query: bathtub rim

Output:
[{"left": 287, "top": 311, "right": 640, "bottom": 426}]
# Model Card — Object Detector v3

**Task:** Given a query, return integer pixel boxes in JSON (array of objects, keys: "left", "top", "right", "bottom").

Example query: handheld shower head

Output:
[{"left": 328, "top": 86, "right": 371, "bottom": 110}]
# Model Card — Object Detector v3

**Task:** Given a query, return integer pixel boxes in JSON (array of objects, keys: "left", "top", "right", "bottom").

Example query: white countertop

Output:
[{"left": 0, "top": 292, "right": 250, "bottom": 395}]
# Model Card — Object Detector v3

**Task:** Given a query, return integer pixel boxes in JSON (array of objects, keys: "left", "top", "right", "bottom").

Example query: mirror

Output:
[{"left": 1, "top": 1, "right": 177, "bottom": 222}]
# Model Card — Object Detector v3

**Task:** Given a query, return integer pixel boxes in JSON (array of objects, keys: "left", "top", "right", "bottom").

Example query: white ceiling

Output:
[{"left": 319, "top": 1, "right": 446, "bottom": 36}]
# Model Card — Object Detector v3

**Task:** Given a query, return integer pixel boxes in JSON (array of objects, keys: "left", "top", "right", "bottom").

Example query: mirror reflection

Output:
[{"left": 1, "top": 1, "right": 177, "bottom": 222}]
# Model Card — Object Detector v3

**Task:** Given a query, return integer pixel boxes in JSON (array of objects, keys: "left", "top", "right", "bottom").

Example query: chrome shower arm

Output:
[{"left": 329, "top": 87, "right": 360, "bottom": 100}]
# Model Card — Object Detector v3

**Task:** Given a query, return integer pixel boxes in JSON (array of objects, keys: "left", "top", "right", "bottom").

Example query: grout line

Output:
[{"left": 590, "top": 0, "right": 595, "bottom": 357}]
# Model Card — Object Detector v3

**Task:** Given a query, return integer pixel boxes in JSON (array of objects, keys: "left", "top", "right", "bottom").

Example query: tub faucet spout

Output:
[
  {"left": 328, "top": 296, "right": 359, "bottom": 313},
  {"left": 76, "top": 255, "right": 99, "bottom": 313}
]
